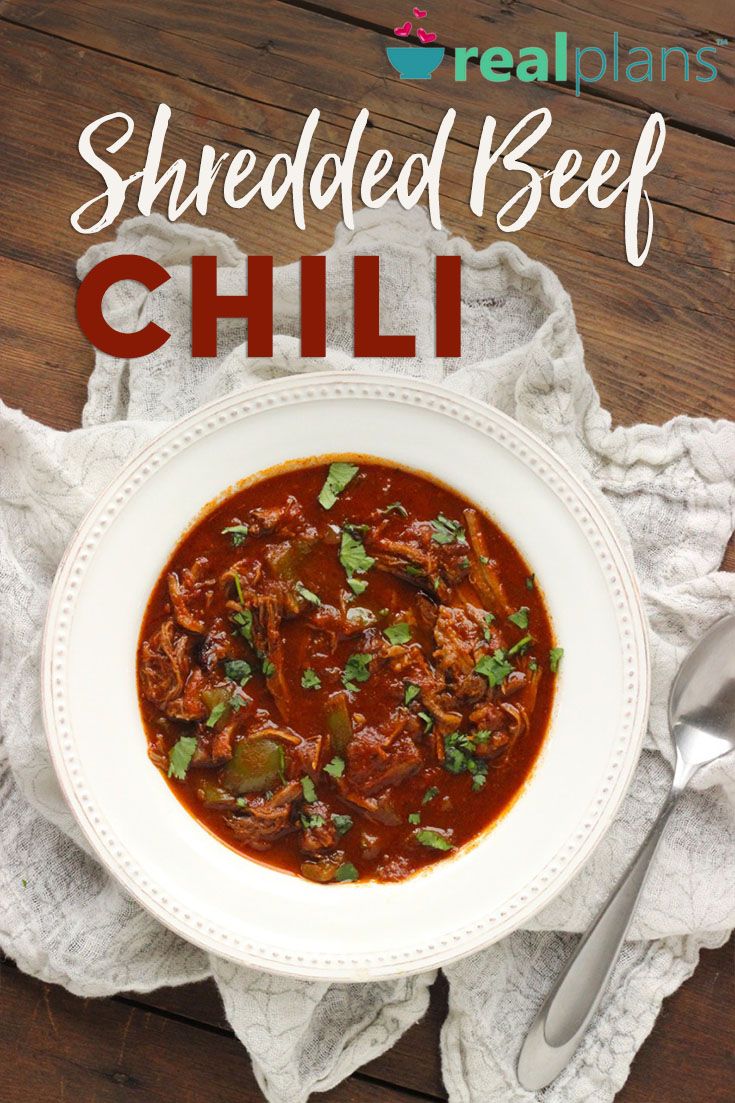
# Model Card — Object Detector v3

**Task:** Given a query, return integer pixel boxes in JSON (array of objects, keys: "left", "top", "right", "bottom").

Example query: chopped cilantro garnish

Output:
[
  {"left": 222, "top": 524, "right": 249, "bottom": 546},
  {"left": 339, "top": 529, "right": 376, "bottom": 578},
  {"left": 236, "top": 796, "right": 247, "bottom": 807},
  {"left": 300, "top": 775, "right": 317, "bottom": 803},
  {"left": 295, "top": 581, "right": 321, "bottom": 606},
  {"left": 404, "top": 683, "right": 421, "bottom": 706},
  {"left": 232, "top": 608, "right": 254, "bottom": 645},
  {"left": 418, "top": 711, "right": 434, "bottom": 733},
  {"left": 347, "top": 577, "right": 368, "bottom": 596},
  {"left": 526, "top": 574, "right": 535, "bottom": 590},
  {"left": 422, "top": 786, "right": 440, "bottom": 805},
  {"left": 549, "top": 647, "right": 564, "bottom": 673},
  {"left": 384, "top": 622, "right": 411, "bottom": 646},
  {"left": 224, "top": 659, "right": 252, "bottom": 686},
  {"left": 508, "top": 606, "right": 530, "bottom": 630},
  {"left": 430, "top": 514, "right": 467, "bottom": 545},
  {"left": 233, "top": 572, "right": 245, "bottom": 605},
  {"left": 472, "top": 773, "right": 487, "bottom": 791},
  {"left": 444, "top": 732, "right": 489, "bottom": 790},
  {"left": 261, "top": 656, "right": 276, "bottom": 677},
  {"left": 301, "top": 812, "right": 325, "bottom": 830},
  {"left": 167, "top": 735, "right": 198, "bottom": 780},
  {"left": 475, "top": 650, "right": 513, "bottom": 687},
  {"left": 415, "top": 829, "right": 454, "bottom": 851},
  {"left": 408, "top": 811, "right": 421, "bottom": 825},
  {"left": 301, "top": 668, "right": 322, "bottom": 690},
  {"left": 335, "top": 862, "right": 359, "bottom": 882},
  {"left": 318, "top": 462, "right": 359, "bottom": 510},
  {"left": 342, "top": 652, "right": 373, "bottom": 692},
  {"left": 324, "top": 755, "right": 345, "bottom": 778},
  {"left": 508, "top": 634, "right": 533, "bottom": 657},
  {"left": 384, "top": 501, "right": 408, "bottom": 517},
  {"left": 205, "top": 701, "right": 229, "bottom": 729},
  {"left": 529, "top": 659, "right": 539, "bottom": 672},
  {"left": 483, "top": 612, "right": 495, "bottom": 641},
  {"left": 332, "top": 813, "right": 353, "bottom": 836}
]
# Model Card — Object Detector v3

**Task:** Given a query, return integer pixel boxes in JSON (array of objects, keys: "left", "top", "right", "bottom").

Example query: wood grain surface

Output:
[{"left": 0, "top": 1, "right": 733, "bottom": 1099}]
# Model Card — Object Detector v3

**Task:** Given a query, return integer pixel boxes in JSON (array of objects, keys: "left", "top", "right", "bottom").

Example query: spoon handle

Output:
[{"left": 517, "top": 792, "right": 677, "bottom": 1091}]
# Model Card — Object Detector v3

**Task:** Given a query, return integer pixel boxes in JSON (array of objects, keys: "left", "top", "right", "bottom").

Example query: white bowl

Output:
[{"left": 42, "top": 373, "right": 649, "bottom": 981}]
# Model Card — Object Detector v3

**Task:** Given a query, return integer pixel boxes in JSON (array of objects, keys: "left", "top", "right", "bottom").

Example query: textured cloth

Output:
[{"left": 1, "top": 206, "right": 734, "bottom": 1103}]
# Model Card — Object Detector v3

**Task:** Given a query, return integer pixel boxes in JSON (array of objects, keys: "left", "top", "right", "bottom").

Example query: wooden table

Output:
[{"left": 1, "top": 2, "right": 732, "bottom": 1099}]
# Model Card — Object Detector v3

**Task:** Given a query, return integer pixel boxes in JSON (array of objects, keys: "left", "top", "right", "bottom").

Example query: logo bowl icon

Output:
[{"left": 386, "top": 45, "right": 445, "bottom": 79}]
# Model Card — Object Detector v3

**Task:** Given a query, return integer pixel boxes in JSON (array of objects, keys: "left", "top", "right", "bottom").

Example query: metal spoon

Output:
[{"left": 518, "top": 613, "right": 735, "bottom": 1091}]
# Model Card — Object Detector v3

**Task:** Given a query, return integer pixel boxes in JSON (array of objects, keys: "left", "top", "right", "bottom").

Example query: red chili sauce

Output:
[{"left": 137, "top": 458, "right": 557, "bottom": 884}]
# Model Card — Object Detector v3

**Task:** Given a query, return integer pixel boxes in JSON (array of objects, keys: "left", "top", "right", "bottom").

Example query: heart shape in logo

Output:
[
  {"left": 413, "top": 6, "right": 428, "bottom": 16},
  {"left": 394, "top": 20, "right": 412, "bottom": 37},
  {"left": 417, "top": 27, "right": 437, "bottom": 43}
]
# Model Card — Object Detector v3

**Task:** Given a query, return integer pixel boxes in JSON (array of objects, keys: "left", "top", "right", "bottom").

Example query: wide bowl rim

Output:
[{"left": 42, "top": 371, "right": 649, "bottom": 980}]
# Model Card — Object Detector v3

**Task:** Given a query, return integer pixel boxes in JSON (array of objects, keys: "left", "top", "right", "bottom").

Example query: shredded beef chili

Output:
[{"left": 138, "top": 457, "right": 558, "bottom": 884}]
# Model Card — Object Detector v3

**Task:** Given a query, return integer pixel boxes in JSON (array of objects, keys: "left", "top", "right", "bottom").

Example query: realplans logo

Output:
[{"left": 386, "top": 28, "right": 721, "bottom": 94}]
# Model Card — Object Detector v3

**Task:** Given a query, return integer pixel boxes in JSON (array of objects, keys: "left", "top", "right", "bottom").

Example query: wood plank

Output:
[
  {"left": 0, "top": 960, "right": 435, "bottom": 1103},
  {"left": 0, "top": 256, "right": 89, "bottom": 427},
  {"left": 318, "top": 0, "right": 735, "bottom": 139},
  {"left": 0, "top": 22, "right": 732, "bottom": 433}
]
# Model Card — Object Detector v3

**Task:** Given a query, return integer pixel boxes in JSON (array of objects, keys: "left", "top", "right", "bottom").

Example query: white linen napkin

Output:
[{"left": 1, "top": 205, "right": 733, "bottom": 1103}]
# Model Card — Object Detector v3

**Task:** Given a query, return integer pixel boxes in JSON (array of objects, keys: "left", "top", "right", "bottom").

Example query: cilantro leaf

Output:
[
  {"left": 332, "top": 813, "right": 353, "bottom": 836},
  {"left": 324, "top": 755, "right": 345, "bottom": 778},
  {"left": 483, "top": 613, "right": 495, "bottom": 641},
  {"left": 301, "top": 812, "right": 325, "bottom": 830},
  {"left": 335, "top": 862, "right": 359, "bottom": 882},
  {"left": 404, "top": 683, "right": 421, "bottom": 706},
  {"left": 508, "top": 606, "right": 530, "bottom": 630},
  {"left": 222, "top": 524, "right": 249, "bottom": 546},
  {"left": 408, "top": 811, "right": 421, "bottom": 825},
  {"left": 301, "top": 668, "right": 322, "bottom": 690},
  {"left": 508, "top": 634, "right": 533, "bottom": 657},
  {"left": 347, "top": 577, "right": 368, "bottom": 596},
  {"left": 549, "top": 646, "right": 564, "bottom": 673},
  {"left": 168, "top": 736, "right": 198, "bottom": 780},
  {"left": 261, "top": 656, "right": 276, "bottom": 677},
  {"left": 232, "top": 608, "right": 254, "bottom": 645},
  {"left": 224, "top": 659, "right": 252, "bottom": 686},
  {"left": 475, "top": 649, "right": 513, "bottom": 687},
  {"left": 422, "top": 786, "right": 440, "bottom": 805},
  {"left": 300, "top": 775, "right": 317, "bottom": 803},
  {"left": 418, "top": 711, "right": 434, "bottom": 733},
  {"left": 384, "top": 622, "right": 411, "bottom": 646},
  {"left": 295, "top": 581, "right": 321, "bottom": 606},
  {"left": 342, "top": 652, "right": 373, "bottom": 692},
  {"left": 415, "top": 829, "right": 454, "bottom": 851},
  {"left": 383, "top": 501, "right": 408, "bottom": 517},
  {"left": 444, "top": 733, "right": 489, "bottom": 790},
  {"left": 339, "top": 529, "right": 375, "bottom": 578},
  {"left": 430, "top": 514, "right": 467, "bottom": 545},
  {"left": 318, "top": 462, "right": 359, "bottom": 510},
  {"left": 526, "top": 574, "right": 535, "bottom": 590}
]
